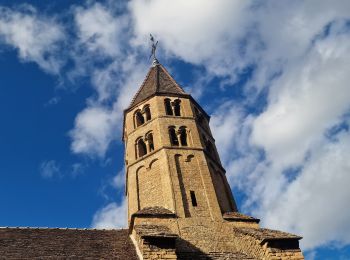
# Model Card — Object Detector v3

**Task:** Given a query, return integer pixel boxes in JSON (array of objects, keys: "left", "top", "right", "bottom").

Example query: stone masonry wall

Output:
[
  {"left": 132, "top": 229, "right": 177, "bottom": 260},
  {"left": 125, "top": 95, "right": 227, "bottom": 222},
  {"left": 132, "top": 216, "right": 304, "bottom": 260}
]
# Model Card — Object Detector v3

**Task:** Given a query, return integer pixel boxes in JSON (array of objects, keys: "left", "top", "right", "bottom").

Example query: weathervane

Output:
[{"left": 149, "top": 34, "right": 159, "bottom": 66}]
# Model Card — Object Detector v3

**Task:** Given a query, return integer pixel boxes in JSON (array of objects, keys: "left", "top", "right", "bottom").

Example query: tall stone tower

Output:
[{"left": 123, "top": 59, "right": 304, "bottom": 260}]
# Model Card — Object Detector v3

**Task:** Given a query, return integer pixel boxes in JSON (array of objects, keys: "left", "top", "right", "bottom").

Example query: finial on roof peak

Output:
[
  {"left": 152, "top": 58, "right": 159, "bottom": 67},
  {"left": 149, "top": 34, "right": 159, "bottom": 66}
]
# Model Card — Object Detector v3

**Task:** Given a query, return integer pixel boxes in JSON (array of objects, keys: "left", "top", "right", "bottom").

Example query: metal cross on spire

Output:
[{"left": 149, "top": 34, "right": 159, "bottom": 66}]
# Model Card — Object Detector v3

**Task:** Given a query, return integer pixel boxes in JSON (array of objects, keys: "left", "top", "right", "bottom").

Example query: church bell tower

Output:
[
  {"left": 123, "top": 60, "right": 237, "bottom": 224},
  {"left": 122, "top": 50, "right": 303, "bottom": 259}
]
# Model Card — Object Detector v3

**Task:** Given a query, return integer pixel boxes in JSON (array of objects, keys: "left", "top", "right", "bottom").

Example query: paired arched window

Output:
[
  {"left": 135, "top": 132, "right": 155, "bottom": 159},
  {"left": 164, "top": 98, "right": 181, "bottom": 116},
  {"left": 134, "top": 105, "right": 152, "bottom": 128},
  {"left": 169, "top": 126, "right": 188, "bottom": 146}
]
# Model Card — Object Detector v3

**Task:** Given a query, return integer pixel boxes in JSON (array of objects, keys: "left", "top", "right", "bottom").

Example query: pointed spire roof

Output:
[{"left": 128, "top": 63, "right": 187, "bottom": 108}]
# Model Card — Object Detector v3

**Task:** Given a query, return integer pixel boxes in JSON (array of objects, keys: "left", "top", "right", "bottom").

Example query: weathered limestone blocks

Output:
[{"left": 130, "top": 211, "right": 304, "bottom": 260}]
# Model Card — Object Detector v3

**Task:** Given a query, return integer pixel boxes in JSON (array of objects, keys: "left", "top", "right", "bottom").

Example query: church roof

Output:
[
  {"left": 128, "top": 63, "right": 187, "bottom": 109},
  {"left": 233, "top": 227, "right": 302, "bottom": 244},
  {"left": 0, "top": 227, "right": 138, "bottom": 259},
  {"left": 223, "top": 212, "right": 260, "bottom": 223},
  {"left": 134, "top": 224, "right": 177, "bottom": 238}
]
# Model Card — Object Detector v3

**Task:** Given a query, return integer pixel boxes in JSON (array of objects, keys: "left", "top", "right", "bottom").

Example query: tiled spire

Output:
[{"left": 128, "top": 63, "right": 186, "bottom": 108}]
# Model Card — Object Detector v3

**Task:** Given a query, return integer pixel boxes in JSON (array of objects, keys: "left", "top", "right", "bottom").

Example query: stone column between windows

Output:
[{"left": 145, "top": 137, "right": 150, "bottom": 153}]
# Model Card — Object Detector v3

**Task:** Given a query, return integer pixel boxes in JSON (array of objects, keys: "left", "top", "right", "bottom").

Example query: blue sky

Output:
[{"left": 0, "top": 1, "right": 350, "bottom": 259}]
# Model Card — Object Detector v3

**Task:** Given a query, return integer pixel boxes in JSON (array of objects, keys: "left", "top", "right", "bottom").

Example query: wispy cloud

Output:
[
  {"left": 0, "top": 5, "right": 66, "bottom": 74},
  {"left": 39, "top": 160, "right": 61, "bottom": 179},
  {"left": 91, "top": 200, "right": 127, "bottom": 229}
]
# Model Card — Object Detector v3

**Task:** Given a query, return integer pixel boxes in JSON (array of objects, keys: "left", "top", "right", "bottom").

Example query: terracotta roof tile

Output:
[{"left": 0, "top": 227, "right": 138, "bottom": 259}]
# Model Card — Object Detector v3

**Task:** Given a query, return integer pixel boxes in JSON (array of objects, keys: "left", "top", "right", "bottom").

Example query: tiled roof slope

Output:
[
  {"left": 234, "top": 227, "right": 302, "bottom": 243},
  {"left": 177, "top": 251, "right": 257, "bottom": 260},
  {"left": 223, "top": 212, "right": 260, "bottom": 223},
  {"left": 133, "top": 206, "right": 176, "bottom": 217},
  {"left": 129, "top": 64, "right": 186, "bottom": 108},
  {"left": 134, "top": 224, "right": 177, "bottom": 238},
  {"left": 0, "top": 227, "right": 138, "bottom": 259}
]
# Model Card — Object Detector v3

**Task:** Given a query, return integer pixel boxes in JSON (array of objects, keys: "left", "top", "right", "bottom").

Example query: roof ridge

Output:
[
  {"left": 129, "top": 66, "right": 155, "bottom": 108},
  {"left": 157, "top": 64, "right": 186, "bottom": 94},
  {"left": 0, "top": 226, "right": 128, "bottom": 231},
  {"left": 128, "top": 63, "right": 187, "bottom": 109}
]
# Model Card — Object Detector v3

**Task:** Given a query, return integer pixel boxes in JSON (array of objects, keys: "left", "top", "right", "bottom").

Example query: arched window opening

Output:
[
  {"left": 137, "top": 139, "right": 147, "bottom": 157},
  {"left": 147, "top": 133, "right": 154, "bottom": 152},
  {"left": 179, "top": 127, "right": 188, "bottom": 146},
  {"left": 135, "top": 111, "right": 145, "bottom": 127},
  {"left": 144, "top": 106, "right": 151, "bottom": 121},
  {"left": 169, "top": 127, "right": 179, "bottom": 146},
  {"left": 174, "top": 100, "right": 181, "bottom": 116},
  {"left": 164, "top": 99, "right": 173, "bottom": 115}
]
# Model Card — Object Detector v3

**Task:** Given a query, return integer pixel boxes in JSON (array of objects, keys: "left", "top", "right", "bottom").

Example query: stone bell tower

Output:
[
  {"left": 123, "top": 60, "right": 237, "bottom": 224},
  {"left": 123, "top": 59, "right": 304, "bottom": 260}
]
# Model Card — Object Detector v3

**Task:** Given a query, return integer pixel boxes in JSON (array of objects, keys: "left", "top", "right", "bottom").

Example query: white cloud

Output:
[
  {"left": 69, "top": 54, "right": 148, "bottom": 157},
  {"left": 0, "top": 6, "right": 65, "bottom": 74},
  {"left": 91, "top": 200, "right": 127, "bottom": 229},
  {"left": 130, "top": 0, "right": 251, "bottom": 77},
  {"left": 112, "top": 168, "right": 125, "bottom": 190},
  {"left": 263, "top": 130, "right": 350, "bottom": 250},
  {"left": 67, "top": 2, "right": 150, "bottom": 157},
  {"left": 252, "top": 22, "right": 350, "bottom": 170},
  {"left": 69, "top": 106, "right": 117, "bottom": 157},
  {"left": 210, "top": 102, "right": 243, "bottom": 163},
  {"left": 39, "top": 160, "right": 61, "bottom": 179},
  {"left": 71, "top": 163, "right": 85, "bottom": 177},
  {"left": 74, "top": 3, "right": 125, "bottom": 58}
]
